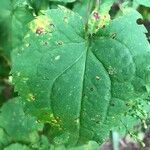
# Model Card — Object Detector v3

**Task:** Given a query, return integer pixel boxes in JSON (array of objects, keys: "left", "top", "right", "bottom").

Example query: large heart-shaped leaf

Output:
[{"left": 12, "top": 6, "right": 150, "bottom": 145}]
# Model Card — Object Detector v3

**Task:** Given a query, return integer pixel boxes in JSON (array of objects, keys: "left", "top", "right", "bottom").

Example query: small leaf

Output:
[{"left": 0, "top": 98, "right": 43, "bottom": 143}]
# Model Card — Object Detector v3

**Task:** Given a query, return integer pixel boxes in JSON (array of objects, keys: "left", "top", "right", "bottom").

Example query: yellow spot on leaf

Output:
[
  {"left": 27, "top": 93, "right": 35, "bottom": 101},
  {"left": 63, "top": 16, "right": 68, "bottom": 23},
  {"left": 29, "top": 15, "right": 52, "bottom": 33},
  {"left": 88, "top": 10, "right": 110, "bottom": 34}
]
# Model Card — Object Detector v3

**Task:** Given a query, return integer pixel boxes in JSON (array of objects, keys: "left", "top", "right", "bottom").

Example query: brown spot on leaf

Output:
[
  {"left": 36, "top": 27, "right": 44, "bottom": 35},
  {"left": 110, "top": 33, "right": 117, "bottom": 39},
  {"left": 93, "top": 12, "right": 100, "bottom": 20}
]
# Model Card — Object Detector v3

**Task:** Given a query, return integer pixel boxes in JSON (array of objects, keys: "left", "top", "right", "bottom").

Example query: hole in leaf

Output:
[{"left": 136, "top": 18, "right": 143, "bottom": 25}]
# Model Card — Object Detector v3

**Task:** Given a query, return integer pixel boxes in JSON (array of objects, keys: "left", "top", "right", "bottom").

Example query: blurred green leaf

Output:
[
  {"left": 134, "top": 0, "right": 150, "bottom": 7},
  {"left": 4, "top": 143, "right": 30, "bottom": 150},
  {"left": 27, "top": 0, "right": 49, "bottom": 15},
  {"left": 0, "top": 0, "right": 34, "bottom": 58},
  {"left": 0, "top": 98, "right": 43, "bottom": 144}
]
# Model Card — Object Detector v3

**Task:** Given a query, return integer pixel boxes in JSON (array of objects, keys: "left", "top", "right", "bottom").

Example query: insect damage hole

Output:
[{"left": 136, "top": 18, "right": 143, "bottom": 25}]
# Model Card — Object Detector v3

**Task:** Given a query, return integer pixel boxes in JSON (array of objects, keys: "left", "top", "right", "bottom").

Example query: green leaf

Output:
[
  {"left": 0, "top": 98, "right": 43, "bottom": 143},
  {"left": 12, "top": 6, "right": 150, "bottom": 146},
  {"left": 50, "top": 141, "right": 99, "bottom": 150},
  {"left": 50, "top": 0, "right": 76, "bottom": 3},
  {"left": 69, "top": 141, "right": 99, "bottom": 150},
  {"left": 0, "top": 0, "right": 33, "bottom": 58},
  {"left": 0, "top": 128, "right": 12, "bottom": 149},
  {"left": 73, "top": 0, "right": 92, "bottom": 22},
  {"left": 99, "top": 0, "right": 117, "bottom": 13},
  {"left": 73, "top": 0, "right": 116, "bottom": 24},
  {"left": 73, "top": 0, "right": 117, "bottom": 14},
  {"left": 27, "top": 0, "right": 49, "bottom": 15},
  {"left": 4, "top": 143, "right": 30, "bottom": 150},
  {"left": 133, "top": 0, "right": 150, "bottom": 7},
  {"left": 74, "top": 0, "right": 116, "bottom": 34}
]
